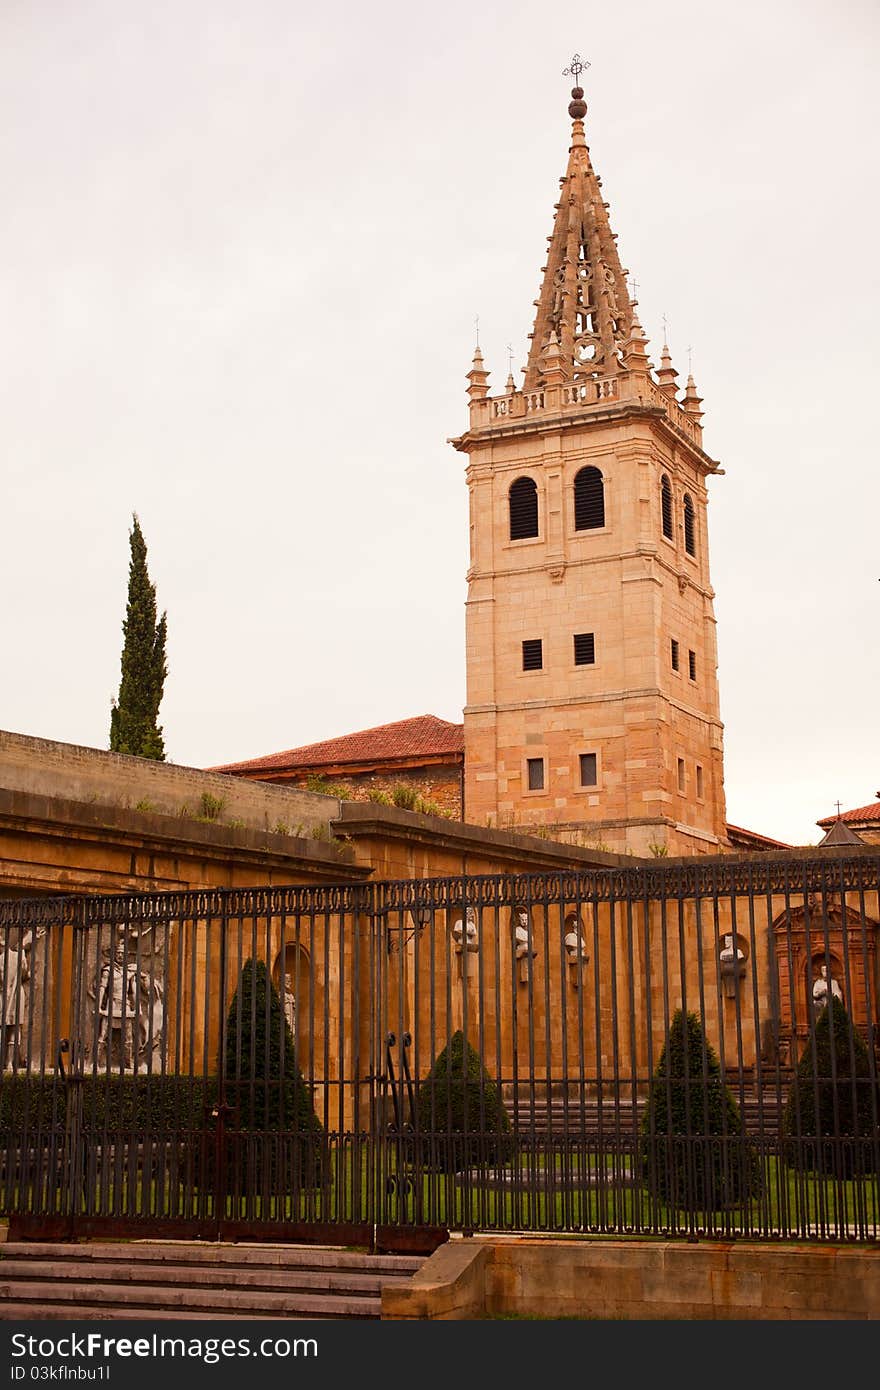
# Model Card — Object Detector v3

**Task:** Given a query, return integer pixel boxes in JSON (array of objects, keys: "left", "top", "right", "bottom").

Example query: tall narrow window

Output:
[
  {"left": 696, "top": 765, "right": 704, "bottom": 799},
  {"left": 670, "top": 638, "right": 680, "bottom": 672},
  {"left": 527, "top": 758, "right": 545, "bottom": 791},
  {"left": 522, "top": 639, "right": 543, "bottom": 671},
  {"left": 677, "top": 758, "right": 686, "bottom": 793},
  {"left": 574, "top": 466, "right": 605, "bottom": 530},
  {"left": 688, "top": 649, "right": 697, "bottom": 682},
  {"left": 661, "top": 474, "right": 673, "bottom": 540},
  {"left": 579, "top": 753, "right": 598, "bottom": 787},
  {"left": 573, "top": 632, "right": 595, "bottom": 665},
  {"left": 683, "top": 494, "right": 696, "bottom": 556},
  {"left": 509, "top": 476, "right": 539, "bottom": 540}
]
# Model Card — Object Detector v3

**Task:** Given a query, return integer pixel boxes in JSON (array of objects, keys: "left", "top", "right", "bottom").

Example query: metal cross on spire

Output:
[
  {"left": 507, "top": 343, "right": 514, "bottom": 374},
  {"left": 474, "top": 314, "right": 480, "bottom": 348},
  {"left": 563, "top": 53, "right": 590, "bottom": 81},
  {"left": 661, "top": 313, "right": 670, "bottom": 345},
  {"left": 687, "top": 345, "right": 693, "bottom": 375}
]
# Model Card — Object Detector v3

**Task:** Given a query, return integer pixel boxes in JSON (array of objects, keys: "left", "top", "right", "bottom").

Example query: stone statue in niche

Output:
[
  {"left": 812, "top": 964, "right": 843, "bottom": 1016},
  {"left": 514, "top": 909, "right": 537, "bottom": 985},
  {"left": 564, "top": 915, "right": 589, "bottom": 988},
  {"left": 282, "top": 972, "right": 297, "bottom": 1037},
  {"left": 452, "top": 907, "right": 479, "bottom": 979},
  {"left": 0, "top": 930, "right": 32, "bottom": 1070},
  {"left": 138, "top": 977, "right": 166, "bottom": 1069},
  {"left": 97, "top": 942, "right": 143, "bottom": 1071},
  {"left": 719, "top": 933, "right": 746, "bottom": 999}
]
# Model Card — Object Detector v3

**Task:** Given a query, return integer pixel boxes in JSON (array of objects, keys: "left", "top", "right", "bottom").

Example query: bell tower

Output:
[{"left": 453, "top": 60, "right": 727, "bottom": 856}]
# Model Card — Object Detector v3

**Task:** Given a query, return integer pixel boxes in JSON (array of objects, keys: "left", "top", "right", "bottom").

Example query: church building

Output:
[{"left": 218, "top": 71, "right": 731, "bottom": 857}]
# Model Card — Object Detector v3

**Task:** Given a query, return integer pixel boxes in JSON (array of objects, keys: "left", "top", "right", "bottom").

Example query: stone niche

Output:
[{"left": 772, "top": 898, "right": 879, "bottom": 1063}]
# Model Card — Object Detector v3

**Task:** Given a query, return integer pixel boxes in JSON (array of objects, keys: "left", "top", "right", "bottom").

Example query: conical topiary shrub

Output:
[
  {"left": 640, "top": 1008, "right": 762, "bottom": 1211},
  {"left": 415, "top": 1030, "right": 514, "bottom": 1172},
  {"left": 222, "top": 958, "right": 325, "bottom": 1194},
  {"left": 783, "top": 994, "right": 880, "bottom": 1179}
]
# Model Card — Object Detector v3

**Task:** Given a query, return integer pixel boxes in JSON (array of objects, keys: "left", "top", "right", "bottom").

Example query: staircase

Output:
[
  {"left": 505, "top": 1084, "right": 790, "bottom": 1140},
  {"left": 0, "top": 1241, "right": 424, "bottom": 1320}
]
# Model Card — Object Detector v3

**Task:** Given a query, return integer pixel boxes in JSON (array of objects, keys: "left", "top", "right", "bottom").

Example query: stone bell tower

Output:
[{"left": 452, "top": 61, "right": 727, "bottom": 856}]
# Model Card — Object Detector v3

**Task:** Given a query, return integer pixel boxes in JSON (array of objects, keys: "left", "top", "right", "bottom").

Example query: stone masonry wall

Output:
[{"left": 0, "top": 729, "right": 339, "bottom": 836}]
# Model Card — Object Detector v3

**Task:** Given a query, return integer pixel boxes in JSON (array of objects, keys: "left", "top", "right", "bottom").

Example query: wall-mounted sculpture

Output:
[
  {"left": 0, "top": 929, "right": 33, "bottom": 1070},
  {"left": 87, "top": 925, "right": 168, "bottom": 1073},
  {"left": 452, "top": 906, "right": 480, "bottom": 979},
  {"left": 513, "top": 908, "right": 537, "bottom": 985},
  {"left": 719, "top": 932, "right": 747, "bottom": 1000},
  {"left": 811, "top": 962, "right": 843, "bottom": 1017},
  {"left": 563, "top": 913, "right": 589, "bottom": 989}
]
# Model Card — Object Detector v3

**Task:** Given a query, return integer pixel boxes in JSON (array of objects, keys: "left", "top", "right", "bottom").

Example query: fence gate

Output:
[{"left": 2, "top": 857, "right": 880, "bottom": 1248}]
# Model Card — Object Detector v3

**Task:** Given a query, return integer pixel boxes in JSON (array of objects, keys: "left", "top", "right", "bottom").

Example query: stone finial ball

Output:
[{"left": 568, "top": 86, "right": 587, "bottom": 119}]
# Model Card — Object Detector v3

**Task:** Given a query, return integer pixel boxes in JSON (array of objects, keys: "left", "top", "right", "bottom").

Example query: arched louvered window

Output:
[
  {"left": 683, "top": 494, "right": 696, "bottom": 556},
  {"left": 661, "top": 474, "right": 673, "bottom": 541},
  {"left": 509, "top": 476, "right": 539, "bottom": 540},
  {"left": 574, "top": 466, "right": 605, "bottom": 531}
]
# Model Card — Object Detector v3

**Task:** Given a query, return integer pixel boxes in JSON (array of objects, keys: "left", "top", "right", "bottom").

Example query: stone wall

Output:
[
  {"left": 0, "top": 729, "right": 339, "bottom": 837},
  {"left": 383, "top": 1237, "right": 880, "bottom": 1319},
  {"left": 278, "top": 763, "right": 463, "bottom": 818}
]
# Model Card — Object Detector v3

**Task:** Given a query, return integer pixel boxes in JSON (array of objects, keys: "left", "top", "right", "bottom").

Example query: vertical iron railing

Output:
[{"left": 1, "top": 852, "right": 879, "bottom": 1242}]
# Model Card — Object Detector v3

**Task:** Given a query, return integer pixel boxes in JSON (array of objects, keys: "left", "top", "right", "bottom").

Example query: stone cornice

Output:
[
  {"left": 452, "top": 401, "right": 720, "bottom": 477},
  {"left": 0, "top": 787, "right": 367, "bottom": 881}
]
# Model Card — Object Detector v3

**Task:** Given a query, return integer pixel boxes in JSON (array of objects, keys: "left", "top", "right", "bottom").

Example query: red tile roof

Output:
[
  {"left": 817, "top": 801, "right": 880, "bottom": 828},
  {"left": 726, "top": 822, "right": 792, "bottom": 850},
  {"left": 211, "top": 715, "right": 465, "bottom": 776}
]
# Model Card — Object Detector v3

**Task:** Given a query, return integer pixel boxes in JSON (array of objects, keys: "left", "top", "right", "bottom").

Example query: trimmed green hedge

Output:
[
  {"left": 640, "top": 1008, "right": 762, "bottom": 1211},
  {"left": 415, "top": 1030, "right": 514, "bottom": 1172},
  {"left": 0, "top": 1074, "right": 212, "bottom": 1136},
  {"left": 784, "top": 995, "right": 880, "bottom": 1179}
]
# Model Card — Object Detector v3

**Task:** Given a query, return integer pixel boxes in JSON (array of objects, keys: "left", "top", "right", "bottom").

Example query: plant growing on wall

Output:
[
  {"left": 415, "top": 1030, "right": 514, "bottom": 1172},
  {"left": 783, "top": 994, "right": 879, "bottom": 1179},
  {"left": 109, "top": 514, "right": 168, "bottom": 760},
  {"left": 640, "top": 1008, "right": 762, "bottom": 1211}
]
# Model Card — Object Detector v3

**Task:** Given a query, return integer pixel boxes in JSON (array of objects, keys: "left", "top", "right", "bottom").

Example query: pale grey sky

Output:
[{"left": 2, "top": 0, "right": 878, "bottom": 847}]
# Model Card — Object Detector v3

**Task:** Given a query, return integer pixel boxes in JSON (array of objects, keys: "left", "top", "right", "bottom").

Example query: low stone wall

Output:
[
  {"left": 382, "top": 1237, "right": 880, "bottom": 1320},
  {"left": 0, "top": 729, "right": 339, "bottom": 836}
]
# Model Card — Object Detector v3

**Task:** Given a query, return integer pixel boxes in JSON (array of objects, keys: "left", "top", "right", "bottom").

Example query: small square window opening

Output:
[
  {"left": 579, "top": 753, "right": 598, "bottom": 787},
  {"left": 522, "top": 639, "right": 543, "bottom": 671},
  {"left": 527, "top": 758, "right": 545, "bottom": 791}
]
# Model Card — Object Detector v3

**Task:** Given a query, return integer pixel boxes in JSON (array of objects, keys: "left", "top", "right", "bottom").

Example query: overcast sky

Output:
[{"left": 2, "top": 0, "right": 878, "bottom": 848}]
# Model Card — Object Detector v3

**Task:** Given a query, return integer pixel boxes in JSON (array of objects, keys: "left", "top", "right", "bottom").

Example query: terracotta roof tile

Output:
[
  {"left": 211, "top": 715, "right": 465, "bottom": 776},
  {"left": 817, "top": 801, "right": 880, "bottom": 828}
]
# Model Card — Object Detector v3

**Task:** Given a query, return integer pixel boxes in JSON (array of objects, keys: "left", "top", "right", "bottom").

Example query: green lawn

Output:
[{"left": 5, "top": 1133, "right": 876, "bottom": 1240}]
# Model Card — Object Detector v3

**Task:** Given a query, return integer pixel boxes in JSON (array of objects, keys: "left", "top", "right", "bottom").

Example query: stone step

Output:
[
  {"left": 0, "top": 1305, "right": 328, "bottom": 1322},
  {"left": 0, "top": 1241, "right": 423, "bottom": 1275},
  {"left": 0, "top": 1257, "right": 414, "bottom": 1295},
  {"left": 0, "top": 1241, "right": 426, "bottom": 1321},
  {"left": 0, "top": 1278, "right": 381, "bottom": 1319}
]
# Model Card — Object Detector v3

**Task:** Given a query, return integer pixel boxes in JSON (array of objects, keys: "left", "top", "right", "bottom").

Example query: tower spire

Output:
[{"left": 524, "top": 56, "right": 633, "bottom": 391}]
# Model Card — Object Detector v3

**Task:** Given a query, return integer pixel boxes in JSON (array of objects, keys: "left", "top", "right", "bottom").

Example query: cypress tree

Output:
[
  {"left": 223, "top": 958, "right": 325, "bottom": 1192},
  {"left": 783, "top": 994, "right": 880, "bottom": 1179},
  {"left": 415, "top": 1029, "right": 514, "bottom": 1172},
  {"left": 109, "top": 514, "right": 167, "bottom": 760},
  {"left": 640, "top": 1008, "right": 762, "bottom": 1211}
]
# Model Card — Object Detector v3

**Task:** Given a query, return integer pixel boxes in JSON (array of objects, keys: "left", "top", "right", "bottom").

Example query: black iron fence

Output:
[{"left": 1, "top": 852, "right": 879, "bottom": 1246}]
